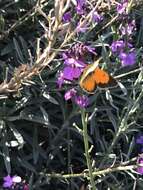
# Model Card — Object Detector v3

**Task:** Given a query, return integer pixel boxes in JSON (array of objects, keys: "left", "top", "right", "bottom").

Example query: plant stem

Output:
[
  {"left": 81, "top": 109, "right": 96, "bottom": 190},
  {"left": 40, "top": 163, "right": 137, "bottom": 179}
]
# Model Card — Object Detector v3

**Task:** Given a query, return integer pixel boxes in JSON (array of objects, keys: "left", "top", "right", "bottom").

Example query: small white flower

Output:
[{"left": 12, "top": 176, "right": 22, "bottom": 183}]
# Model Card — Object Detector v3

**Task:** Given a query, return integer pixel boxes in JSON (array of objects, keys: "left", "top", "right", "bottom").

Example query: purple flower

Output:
[
  {"left": 62, "top": 54, "right": 86, "bottom": 81},
  {"left": 76, "top": 0, "right": 86, "bottom": 15},
  {"left": 64, "top": 43, "right": 96, "bottom": 59},
  {"left": 63, "top": 66, "right": 82, "bottom": 80},
  {"left": 57, "top": 55, "right": 86, "bottom": 87},
  {"left": 68, "top": 43, "right": 95, "bottom": 57},
  {"left": 136, "top": 136, "right": 143, "bottom": 145},
  {"left": 120, "top": 20, "right": 136, "bottom": 36},
  {"left": 3, "top": 175, "right": 21, "bottom": 188},
  {"left": 116, "top": 0, "right": 128, "bottom": 14},
  {"left": 92, "top": 11, "right": 103, "bottom": 23},
  {"left": 63, "top": 56, "right": 86, "bottom": 68},
  {"left": 84, "top": 45, "right": 96, "bottom": 54},
  {"left": 74, "top": 95, "right": 89, "bottom": 107},
  {"left": 57, "top": 43, "right": 96, "bottom": 87},
  {"left": 111, "top": 40, "right": 133, "bottom": 53},
  {"left": 64, "top": 89, "right": 89, "bottom": 107},
  {"left": 3, "top": 175, "right": 13, "bottom": 188},
  {"left": 64, "top": 88, "right": 77, "bottom": 100},
  {"left": 119, "top": 51, "right": 136, "bottom": 66},
  {"left": 57, "top": 71, "right": 64, "bottom": 88},
  {"left": 111, "top": 40, "right": 126, "bottom": 53},
  {"left": 76, "top": 21, "right": 89, "bottom": 33},
  {"left": 63, "top": 11, "right": 71, "bottom": 23},
  {"left": 137, "top": 157, "right": 143, "bottom": 174}
]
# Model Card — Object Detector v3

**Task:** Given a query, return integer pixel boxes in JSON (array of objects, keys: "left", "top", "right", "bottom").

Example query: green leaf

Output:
[
  {"left": 13, "top": 38, "right": 25, "bottom": 63},
  {"left": 32, "top": 128, "right": 39, "bottom": 164}
]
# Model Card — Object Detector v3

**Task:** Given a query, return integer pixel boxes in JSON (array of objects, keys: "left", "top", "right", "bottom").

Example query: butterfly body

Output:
[{"left": 79, "top": 58, "right": 117, "bottom": 93}]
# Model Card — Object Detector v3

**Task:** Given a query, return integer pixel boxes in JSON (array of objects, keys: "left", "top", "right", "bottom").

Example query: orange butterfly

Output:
[{"left": 79, "top": 58, "right": 117, "bottom": 93}]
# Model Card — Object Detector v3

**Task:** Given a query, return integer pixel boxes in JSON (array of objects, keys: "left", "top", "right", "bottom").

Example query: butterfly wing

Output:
[
  {"left": 79, "top": 58, "right": 100, "bottom": 93},
  {"left": 79, "top": 57, "right": 117, "bottom": 93},
  {"left": 79, "top": 72, "right": 97, "bottom": 93},
  {"left": 93, "top": 67, "right": 117, "bottom": 88}
]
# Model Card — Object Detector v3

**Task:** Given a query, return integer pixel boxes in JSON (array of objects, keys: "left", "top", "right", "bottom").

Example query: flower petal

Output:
[
  {"left": 72, "top": 67, "right": 82, "bottom": 78},
  {"left": 12, "top": 176, "right": 22, "bottom": 183},
  {"left": 3, "top": 175, "right": 13, "bottom": 188},
  {"left": 119, "top": 51, "right": 136, "bottom": 66},
  {"left": 137, "top": 158, "right": 143, "bottom": 174},
  {"left": 64, "top": 88, "right": 77, "bottom": 100},
  {"left": 63, "top": 11, "right": 71, "bottom": 22},
  {"left": 63, "top": 66, "right": 74, "bottom": 80},
  {"left": 74, "top": 95, "right": 89, "bottom": 107},
  {"left": 136, "top": 135, "right": 143, "bottom": 144}
]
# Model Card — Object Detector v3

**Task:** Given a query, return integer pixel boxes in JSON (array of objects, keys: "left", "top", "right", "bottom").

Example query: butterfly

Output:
[{"left": 79, "top": 58, "right": 117, "bottom": 93}]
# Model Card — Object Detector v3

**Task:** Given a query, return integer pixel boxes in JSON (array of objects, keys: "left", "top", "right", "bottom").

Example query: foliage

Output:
[{"left": 0, "top": 0, "right": 143, "bottom": 189}]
